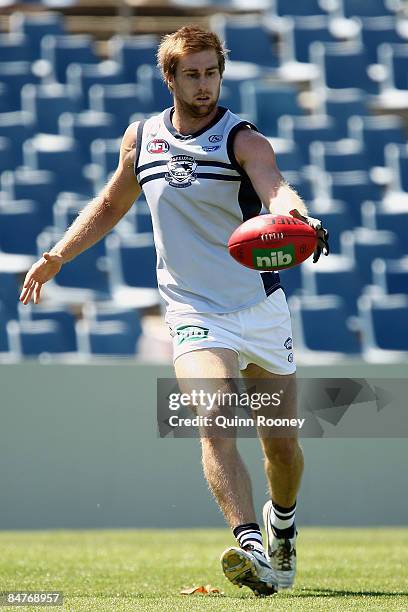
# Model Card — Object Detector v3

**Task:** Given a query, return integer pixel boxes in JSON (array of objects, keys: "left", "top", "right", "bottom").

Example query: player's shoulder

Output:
[{"left": 233, "top": 124, "right": 274, "bottom": 165}]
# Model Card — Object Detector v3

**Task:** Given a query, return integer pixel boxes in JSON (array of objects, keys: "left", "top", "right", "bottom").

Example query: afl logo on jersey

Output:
[
  {"left": 209, "top": 134, "right": 223, "bottom": 143},
  {"left": 147, "top": 139, "right": 170, "bottom": 154},
  {"left": 165, "top": 155, "right": 197, "bottom": 188}
]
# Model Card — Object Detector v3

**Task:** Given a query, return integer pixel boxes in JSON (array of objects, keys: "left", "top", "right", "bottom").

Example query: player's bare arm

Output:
[
  {"left": 234, "top": 128, "right": 329, "bottom": 262},
  {"left": 19, "top": 122, "right": 142, "bottom": 305}
]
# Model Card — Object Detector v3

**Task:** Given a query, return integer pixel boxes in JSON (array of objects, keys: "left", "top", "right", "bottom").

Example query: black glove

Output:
[{"left": 290, "top": 209, "right": 330, "bottom": 264}]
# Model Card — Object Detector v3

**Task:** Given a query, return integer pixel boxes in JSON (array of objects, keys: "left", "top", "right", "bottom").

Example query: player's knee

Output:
[{"left": 262, "top": 438, "right": 301, "bottom": 466}]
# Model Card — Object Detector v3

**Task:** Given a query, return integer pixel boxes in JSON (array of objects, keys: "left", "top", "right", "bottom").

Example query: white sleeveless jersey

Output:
[{"left": 134, "top": 106, "right": 281, "bottom": 316}]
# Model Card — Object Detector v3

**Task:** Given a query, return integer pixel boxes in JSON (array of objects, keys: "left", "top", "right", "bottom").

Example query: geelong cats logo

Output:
[{"left": 165, "top": 155, "right": 197, "bottom": 188}]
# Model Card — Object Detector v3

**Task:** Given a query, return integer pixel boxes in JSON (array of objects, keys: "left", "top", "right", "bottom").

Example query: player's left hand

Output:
[{"left": 290, "top": 208, "right": 330, "bottom": 263}]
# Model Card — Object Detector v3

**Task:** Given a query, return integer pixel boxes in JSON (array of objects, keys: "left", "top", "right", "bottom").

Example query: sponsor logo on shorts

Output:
[
  {"left": 202, "top": 145, "right": 220, "bottom": 152},
  {"left": 288, "top": 353, "right": 294, "bottom": 363},
  {"left": 147, "top": 139, "right": 169, "bottom": 154},
  {"left": 252, "top": 245, "right": 295, "bottom": 269},
  {"left": 284, "top": 337, "right": 293, "bottom": 350},
  {"left": 165, "top": 155, "right": 197, "bottom": 188},
  {"left": 175, "top": 325, "right": 209, "bottom": 345},
  {"left": 209, "top": 134, "right": 223, "bottom": 143}
]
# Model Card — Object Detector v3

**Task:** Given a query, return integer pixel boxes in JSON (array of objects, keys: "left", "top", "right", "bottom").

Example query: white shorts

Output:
[{"left": 166, "top": 288, "right": 296, "bottom": 375}]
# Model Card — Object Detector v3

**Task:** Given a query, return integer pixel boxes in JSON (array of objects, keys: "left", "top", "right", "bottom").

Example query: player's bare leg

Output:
[
  {"left": 174, "top": 348, "right": 277, "bottom": 595},
  {"left": 242, "top": 363, "right": 303, "bottom": 589},
  {"left": 174, "top": 348, "right": 256, "bottom": 527}
]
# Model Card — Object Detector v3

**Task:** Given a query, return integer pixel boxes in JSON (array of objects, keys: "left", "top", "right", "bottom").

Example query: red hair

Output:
[{"left": 157, "top": 25, "right": 228, "bottom": 84}]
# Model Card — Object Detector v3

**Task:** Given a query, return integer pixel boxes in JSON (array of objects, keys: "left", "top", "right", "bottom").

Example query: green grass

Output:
[{"left": 0, "top": 529, "right": 407, "bottom": 611}]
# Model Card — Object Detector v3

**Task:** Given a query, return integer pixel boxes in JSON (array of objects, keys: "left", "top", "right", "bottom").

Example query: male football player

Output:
[{"left": 20, "top": 26, "right": 329, "bottom": 596}]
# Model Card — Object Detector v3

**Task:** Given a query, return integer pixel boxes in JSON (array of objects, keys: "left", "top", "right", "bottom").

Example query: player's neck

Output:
[{"left": 171, "top": 105, "right": 220, "bottom": 136}]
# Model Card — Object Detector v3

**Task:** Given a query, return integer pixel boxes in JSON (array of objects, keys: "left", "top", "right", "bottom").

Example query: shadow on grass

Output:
[{"left": 288, "top": 588, "right": 408, "bottom": 598}]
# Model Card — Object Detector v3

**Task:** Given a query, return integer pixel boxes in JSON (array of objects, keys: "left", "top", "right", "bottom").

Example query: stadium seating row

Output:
[
  {"left": 0, "top": 4, "right": 407, "bottom": 362},
  {"left": 1, "top": 285, "right": 407, "bottom": 362}
]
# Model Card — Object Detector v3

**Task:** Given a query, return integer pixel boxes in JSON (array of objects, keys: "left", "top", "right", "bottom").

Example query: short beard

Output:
[
  {"left": 174, "top": 83, "right": 221, "bottom": 119},
  {"left": 177, "top": 96, "right": 218, "bottom": 118}
]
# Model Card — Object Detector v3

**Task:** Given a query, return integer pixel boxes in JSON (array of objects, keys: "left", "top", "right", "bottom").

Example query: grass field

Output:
[{"left": 0, "top": 528, "right": 407, "bottom": 611}]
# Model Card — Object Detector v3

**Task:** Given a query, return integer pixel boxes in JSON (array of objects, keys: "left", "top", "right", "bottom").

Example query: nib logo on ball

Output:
[{"left": 253, "top": 245, "right": 295, "bottom": 269}]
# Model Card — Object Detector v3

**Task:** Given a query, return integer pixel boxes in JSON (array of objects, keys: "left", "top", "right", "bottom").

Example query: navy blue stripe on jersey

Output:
[
  {"left": 196, "top": 173, "right": 240, "bottom": 181},
  {"left": 226, "top": 121, "right": 263, "bottom": 222},
  {"left": 261, "top": 272, "right": 281, "bottom": 297},
  {"left": 139, "top": 172, "right": 166, "bottom": 186},
  {"left": 138, "top": 159, "right": 236, "bottom": 174},
  {"left": 134, "top": 119, "right": 146, "bottom": 179},
  {"left": 139, "top": 172, "right": 241, "bottom": 187}
]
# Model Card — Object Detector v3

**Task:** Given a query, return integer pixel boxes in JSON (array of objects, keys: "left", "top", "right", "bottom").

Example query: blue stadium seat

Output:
[
  {"left": 283, "top": 15, "right": 340, "bottom": 64},
  {"left": 279, "top": 114, "right": 342, "bottom": 164},
  {"left": 290, "top": 294, "right": 360, "bottom": 355},
  {"left": 136, "top": 65, "right": 173, "bottom": 112},
  {"left": 0, "top": 83, "right": 12, "bottom": 113},
  {"left": 0, "top": 200, "right": 46, "bottom": 255},
  {"left": 348, "top": 114, "right": 406, "bottom": 168},
  {"left": 358, "top": 16, "right": 408, "bottom": 65},
  {"left": 82, "top": 301, "right": 142, "bottom": 341},
  {"left": 0, "top": 272, "right": 20, "bottom": 318},
  {"left": 310, "top": 41, "right": 378, "bottom": 93},
  {"left": 58, "top": 110, "right": 119, "bottom": 165},
  {"left": 384, "top": 143, "right": 408, "bottom": 192},
  {"left": 362, "top": 200, "right": 408, "bottom": 251},
  {"left": 0, "top": 111, "right": 36, "bottom": 166},
  {"left": 18, "top": 302, "right": 77, "bottom": 351},
  {"left": 343, "top": 227, "right": 402, "bottom": 287},
  {"left": 0, "top": 62, "right": 40, "bottom": 111},
  {"left": 269, "top": 137, "right": 305, "bottom": 171},
  {"left": 302, "top": 255, "right": 363, "bottom": 315},
  {"left": 90, "top": 138, "right": 121, "bottom": 191},
  {"left": 0, "top": 137, "right": 14, "bottom": 171},
  {"left": 0, "top": 33, "right": 32, "bottom": 62},
  {"left": 372, "top": 256, "right": 408, "bottom": 294},
  {"left": 21, "top": 83, "right": 81, "bottom": 135},
  {"left": 40, "top": 34, "right": 99, "bottom": 83},
  {"left": 0, "top": 302, "right": 10, "bottom": 354},
  {"left": 9, "top": 11, "right": 65, "bottom": 59},
  {"left": 108, "top": 35, "right": 158, "bottom": 82},
  {"left": 105, "top": 233, "right": 160, "bottom": 308},
  {"left": 220, "top": 15, "right": 279, "bottom": 68},
  {"left": 358, "top": 293, "right": 408, "bottom": 361},
  {"left": 66, "top": 61, "right": 124, "bottom": 107},
  {"left": 1, "top": 168, "right": 58, "bottom": 226},
  {"left": 279, "top": 264, "right": 303, "bottom": 298},
  {"left": 274, "top": 0, "right": 330, "bottom": 16},
  {"left": 241, "top": 82, "right": 304, "bottom": 136},
  {"left": 89, "top": 83, "right": 152, "bottom": 132},
  {"left": 378, "top": 43, "right": 408, "bottom": 91},
  {"left": 310, "top": 139, "right": 370, "bottom": 175},
  {"left": 329, "top": 171, "right": 383, "bottom": 225},
  {"left": 7, "top": 319, "right": 71, "bottom": 357},
  {"left": 76, "top": 319, "right": 139, "bottom": 357},
  {"left": 23, "top": 134, "right": 93, "bottom": 196},
  {"left": 219, "top": 62, "right": 263, "bottom": 115},
  {"left": 341, "top": 0, "right": 397, "bottom": 18},
  {"left": 322, "top": 88, "right": 368, "bottom": 135}
]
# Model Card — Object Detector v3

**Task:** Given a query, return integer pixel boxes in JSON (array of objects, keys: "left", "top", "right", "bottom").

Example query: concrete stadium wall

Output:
[{"left": 0, "top": 362, "right": 407, "bottom": 530}]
